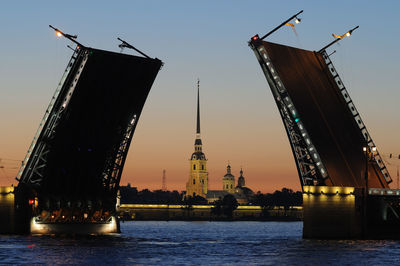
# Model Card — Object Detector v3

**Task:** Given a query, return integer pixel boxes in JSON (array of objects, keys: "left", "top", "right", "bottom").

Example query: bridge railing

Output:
[
  {"left": 249, "top": 39, "right": 329, "bottom": 186},
  {"left": 321, "top": 50, "right": 392, "bottom": 184}
]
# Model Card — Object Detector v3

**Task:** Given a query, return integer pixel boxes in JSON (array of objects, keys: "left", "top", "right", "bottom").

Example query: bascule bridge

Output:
[
  {"left": 9, "top": 26, "right": 163, "bottom": 234},
  {"left": 249, "top": 11, "right": 400, "bottom": 239}
]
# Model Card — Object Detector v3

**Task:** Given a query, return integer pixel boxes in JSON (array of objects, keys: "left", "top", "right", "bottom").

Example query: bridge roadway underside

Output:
[
  {"left": 39, "top": 48, "right": 162, "bottom": 200},
  {"left": 14, "top": 47, "right": 162, "bottom": 234},
  {"left": 261, "top": 41, "right": 388, "bottom": 188}
]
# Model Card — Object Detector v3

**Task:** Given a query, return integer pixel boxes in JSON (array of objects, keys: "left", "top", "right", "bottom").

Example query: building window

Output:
[
  {"left": 231, "top": 184, "right": 233, "bottom": 189},
  {"left": 226, "top": 185, "right": 228, "bottom": 189},
  {"left": 193, "top": 179, "right": 195, "bottom": 184},
  {"left": 201, "top": 165, "right": 204, "bottom": 170},
  {"left": 193, "top": 165, "right": 196, "bottom": 170}
]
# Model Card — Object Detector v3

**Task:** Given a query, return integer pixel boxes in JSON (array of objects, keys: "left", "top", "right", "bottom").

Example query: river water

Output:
[{"left": 0, "top": 221, "right": 399, "bottom": 265}]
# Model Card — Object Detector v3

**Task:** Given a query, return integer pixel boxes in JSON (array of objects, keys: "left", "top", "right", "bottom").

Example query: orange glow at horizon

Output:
[{"left": 1, "top": 83, "right": 400, "bottom": 193}]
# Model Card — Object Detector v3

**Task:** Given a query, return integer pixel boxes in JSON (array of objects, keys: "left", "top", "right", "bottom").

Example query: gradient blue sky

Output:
[{"left": 0, "top": 1, "right": 399, "bottom": 192}]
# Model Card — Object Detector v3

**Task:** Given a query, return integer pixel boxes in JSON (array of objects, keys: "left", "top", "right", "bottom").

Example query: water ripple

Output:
[{"left": 1, "top": 222, "right": 400, "bottom": 265}]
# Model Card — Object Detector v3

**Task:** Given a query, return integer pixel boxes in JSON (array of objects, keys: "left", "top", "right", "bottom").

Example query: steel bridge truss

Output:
[
  {"left": 101, "top": 114, "right": 138, "bottom": 194},
  {"left": 320, "top": 50, "right": 392, "bottom": 184},
  {"left": 17, "top": 47, "right": 88, "bottom": 186},
  {"left": 249, "top": 39, "right": 329, "bottom": 187},
  {"left": 17, "top": 46, "right": 142, "bottom": 194}
]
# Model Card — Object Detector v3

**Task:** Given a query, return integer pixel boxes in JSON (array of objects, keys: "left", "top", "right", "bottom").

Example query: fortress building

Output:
[
  {"left": 185, "top": 80, "right": 253, "bottom": 204},
  {"left": 234, "top": 168, "right": 254, "bottom": 202},
  {"left": 237, "top": 168, "right": 245, "bottom": 187},
  {"left": 222, "top": 164, "right": 235, "bottom": 194},
  {"left": 207, "top": 165, "right": 254, "bottom": 205},
  {"left": 185, "top": 80, "right": 208, "bottom": 198}
]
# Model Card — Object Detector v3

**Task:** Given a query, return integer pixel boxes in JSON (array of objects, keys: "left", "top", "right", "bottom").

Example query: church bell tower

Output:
[
  {"left": 186, "top": 79, "right": 208, "bottom": 198},
  {"left": 223, "top": 164, "right": 235, "bottom": 194}
]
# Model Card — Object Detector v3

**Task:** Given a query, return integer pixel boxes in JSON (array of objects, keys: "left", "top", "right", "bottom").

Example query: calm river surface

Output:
[{"left": 1, "top": 221, "right": 400, "bottom": 265}]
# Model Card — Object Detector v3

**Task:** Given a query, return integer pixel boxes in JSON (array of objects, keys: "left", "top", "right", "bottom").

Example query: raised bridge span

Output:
[
  {"left": 247, "top": 12, "right": 400, "bottom": 238},
  {"left": 13, "top": 39, "right": 162, "bottom": 234},
  {"left": 249, "top": 38, "right": 391, "bottom": 189}
]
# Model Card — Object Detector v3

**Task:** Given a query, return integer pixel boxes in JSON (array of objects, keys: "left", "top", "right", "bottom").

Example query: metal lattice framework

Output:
[
  {"left": 249, "top": 40, "right": 329, "bottom": 187},
  {"left": 249, "top": 37, "right": 392, "bottom": 188},
  {"left": 102, "top": 114, "right": 138, "bottom": 193},
  {"left": 17, "top": 48, "right": 88, "bottom": 186},
  {"left": 320, "top": 50, "right": 392, "bottom": 184},
  {"left": 17, "top": 37, "right": 163, "bottom": 208}
]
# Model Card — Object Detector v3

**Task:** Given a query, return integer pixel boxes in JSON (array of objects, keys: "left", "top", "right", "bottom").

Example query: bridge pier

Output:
[
  {"left": 1, "top": 186, "right": 120, "bottom": 235},
  {"left": 303, "top": 186, "right": 362, "bottom": 239},
  {"left": 0, "top": 186, "right": 16, "bottom": 234},
  {"left": 0, "top": 186, "right": 33, "bottom": 234},
  {"left": 303, "top": 186, "right": 400, "bottom": 239},
  {"left": 30, "top": 216, "right": 119, "bottom": 235}
]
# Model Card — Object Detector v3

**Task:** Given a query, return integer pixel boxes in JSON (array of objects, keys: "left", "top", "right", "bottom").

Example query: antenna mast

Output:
[{"left": 162, "top": 169, "right": 167, "bottom": 191}]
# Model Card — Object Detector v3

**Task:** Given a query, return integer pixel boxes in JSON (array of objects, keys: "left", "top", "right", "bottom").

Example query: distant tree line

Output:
[
  {"left": 120, "top": 184, "right": 184, "bottom": 204},
  {"left": 120, "top": 185, "right": 302, "bottom": 208},
  {"left": 250, "top": 188, "right": 302, "bottom": 208},
  {"left": 211, "top": 194, "right": 239, "bottom": 218}
]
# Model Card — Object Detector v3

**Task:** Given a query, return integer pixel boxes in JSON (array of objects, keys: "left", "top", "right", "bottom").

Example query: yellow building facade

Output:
[
  {"left": 222, "top": 165, "right": 235, "bottom": 194},
  {"left": 185, "top": 80, "right": 253, "bottom": 204},
  {"left": 186, "top": 80, "right": 208, "bottom": 198},
  {"left": 186, "top": 138, "right": 208, "bottom": 198}
]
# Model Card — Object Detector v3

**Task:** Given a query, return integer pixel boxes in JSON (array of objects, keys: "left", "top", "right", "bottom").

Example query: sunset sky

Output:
[{"left": 0, "top": 1, "right": 399, "bottom": 192}]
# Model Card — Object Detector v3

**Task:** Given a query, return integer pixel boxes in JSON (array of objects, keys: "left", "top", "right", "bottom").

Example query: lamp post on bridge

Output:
[
  {"left": 362, "top": 146, "right": 377, "bottom": 194},
  {"left": 362, "top": 145, "right": 376, "bottom": 237},
  {"left": 318, "top": 26, "right": 359, "bottom": 53},
  {"left": 388, "top": 153, "right": 400, "bottom": 189}
]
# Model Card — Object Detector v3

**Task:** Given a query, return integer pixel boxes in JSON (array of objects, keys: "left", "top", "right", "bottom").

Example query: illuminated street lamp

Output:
[
  {"left": 285, "top": 15, "right": 302, "bottom": 36},
  {"left": 318, "top": 25, "right": 359, "bottom": 53},
  {"left": 332, "top": 28, "right": 356, "bottom": 39},
  {"left": 388, "top": 153, "right": 400, "bottom": 189},
  {"left": 285, "top": 16, "right": 302, "bottom": 30},
  {"left": 363, "top": 146, "right": 376, "bottom": 192},
  {"left": 363, "top": 146, "right": 368, "bottom": 192},
  {"left": 259, "top": 10, "right": 303, "bottom": 40},
  {"left": 49, "top": 25, "right": 84, "bottom": 48},
  {"left": 362, "top": 145, "right": 375, "bottom": 238}
]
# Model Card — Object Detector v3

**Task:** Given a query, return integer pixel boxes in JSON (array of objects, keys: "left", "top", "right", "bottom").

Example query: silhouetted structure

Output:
[
  {"left": 13, "top": 36, "right": 162, "bottom": 234},
  {"left": 186, "top": 79, "right": 208, "bottom": 198},
  {"left": 249, "top": 15, "right": 399, "bottom": 238},
  {"left": 249, "top": 37, "right": 391, "bottom": 188}
]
